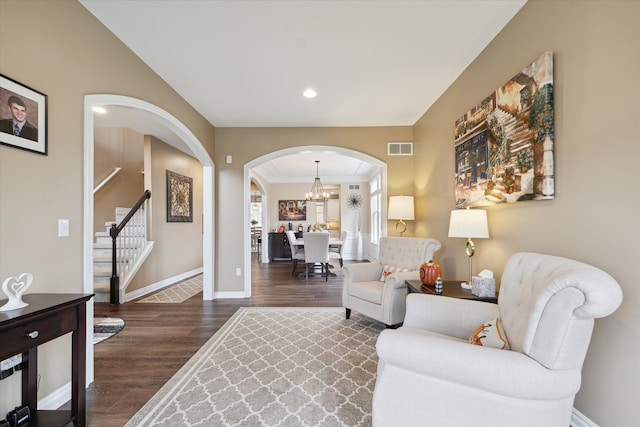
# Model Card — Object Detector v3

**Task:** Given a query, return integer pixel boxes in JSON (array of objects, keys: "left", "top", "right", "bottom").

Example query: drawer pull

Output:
[{"left": 26, "top": 331, "right": 39, "bottom": 339}]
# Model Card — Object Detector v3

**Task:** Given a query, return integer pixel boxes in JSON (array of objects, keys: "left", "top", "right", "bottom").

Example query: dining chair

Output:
[
  {"left": 285, "top": 230, "right": 305, "bottom": 276},
  {"left": 329, "top": 230, "right": 348, "bottom": 268},
  {"left": 302, "top": 232, "right": 330, "bottom": 281}
]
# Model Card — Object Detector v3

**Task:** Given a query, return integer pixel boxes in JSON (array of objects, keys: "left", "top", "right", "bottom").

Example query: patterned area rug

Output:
[
  {"left": 125, "top": 307, "right": 384, "bottom": 427},
  {"left": 93, "top": 316, "right": 125, "bottom": 345},
  {"left": 136, "top": 274, "right": 202, "bottom": 303}
]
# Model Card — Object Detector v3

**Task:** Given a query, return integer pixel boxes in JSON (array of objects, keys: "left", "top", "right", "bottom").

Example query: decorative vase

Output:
[{"left": 420, "top": 261, "right": 442, "bottom": 286}]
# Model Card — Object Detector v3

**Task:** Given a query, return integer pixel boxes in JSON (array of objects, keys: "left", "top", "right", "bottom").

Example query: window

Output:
[
  {"left": 250, "top": 202, "right": 262, "bottom": 227},
  {"left": 315, "top": 202, "right": 325, "bottom": 224},
  {"left": 370, "top": 173, "right": 381, "bottom": 243}
]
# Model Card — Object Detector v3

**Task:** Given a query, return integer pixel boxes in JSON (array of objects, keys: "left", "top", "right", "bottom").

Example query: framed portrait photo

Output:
[
  {"left": 166, "top": 170, "right": 193, "bottom": 222},
  {"left": 0, "top": 74, "right": 48, "bottom": 155}
]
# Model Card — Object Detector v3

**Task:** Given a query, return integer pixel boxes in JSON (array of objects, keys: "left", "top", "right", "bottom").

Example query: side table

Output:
[
  {"left": 406, "top": 279, "right": 498, "bottom": 303},
  {"left": 0, "top": 293, "right": 93, "bottom": 426}
]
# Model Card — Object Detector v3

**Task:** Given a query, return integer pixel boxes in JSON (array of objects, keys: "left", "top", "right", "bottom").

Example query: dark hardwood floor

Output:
[{"left": 85, "top": 255, "right": 348, "bottom": 426}]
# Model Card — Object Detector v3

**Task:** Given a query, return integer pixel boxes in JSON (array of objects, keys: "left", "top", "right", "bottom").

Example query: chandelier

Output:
[{"left": 306, "top": 160, "right": 328, "bottom": 202}]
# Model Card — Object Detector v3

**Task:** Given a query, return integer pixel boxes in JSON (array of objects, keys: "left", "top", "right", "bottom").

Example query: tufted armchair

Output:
[
  {"left": 372, "top": 252, "right": 623, "bottom": 427},
  {"left": 342, "top": 236, "right": 441, "bottom": 327}
]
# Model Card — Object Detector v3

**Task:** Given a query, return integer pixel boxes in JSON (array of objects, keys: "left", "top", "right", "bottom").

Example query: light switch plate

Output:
[{"left": 58, "top": 219, "right": 70, "bottom": 237}]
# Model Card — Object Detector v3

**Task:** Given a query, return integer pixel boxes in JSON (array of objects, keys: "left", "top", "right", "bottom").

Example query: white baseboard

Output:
[
  {"left": 571, "top": 408, "right": 599, "bottom": 427},
  {"left": 124, "top": 267, "right": 203, "bottom": 302},
  {"left": 39, "top": 381, "right": 71, "bottom": 410},
  {"left": 214, "top": 291, "right": 248, "bottom": 299}
]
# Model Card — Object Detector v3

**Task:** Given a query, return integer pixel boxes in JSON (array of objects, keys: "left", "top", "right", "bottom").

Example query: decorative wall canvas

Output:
[
  {"left": 278, "top": 200, "right": 306, "bottom": 221},
  {"left": 167, "top": 170, "right": 193, "bottom": 222},
  {"left": 454, "top": 52, "right": 554, "bottom": 207},
  {"left": 0, "top": 74, "right": 48, "bottom": 155}
]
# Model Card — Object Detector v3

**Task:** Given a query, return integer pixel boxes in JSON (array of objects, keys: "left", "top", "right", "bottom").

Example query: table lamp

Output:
[
  {"left": 388, "top": 196, "right": 414, "bottom": 237},
  {"left": 448, "top": 208, "right": 489, "bottom": 286}
]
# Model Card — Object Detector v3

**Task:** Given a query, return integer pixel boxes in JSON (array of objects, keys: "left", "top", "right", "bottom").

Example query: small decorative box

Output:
[{"left": 471, "top": 275, "right": 496, "bottom": 298}]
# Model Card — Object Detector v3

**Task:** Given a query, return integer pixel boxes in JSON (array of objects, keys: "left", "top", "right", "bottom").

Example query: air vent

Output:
[
  {"left": 387, "top": 142, "right": 413, "bottom": 156},
  {"left": 348, "top": 184, "right": 360, "bottom": 191}
]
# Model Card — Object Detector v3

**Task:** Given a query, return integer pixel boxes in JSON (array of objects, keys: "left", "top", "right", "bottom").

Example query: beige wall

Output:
[
  {"left": 93, "top": 127, "right": 145, "bottom": 234},
  {"left": 128, "top": 136, "right": 203, "bottom": 292},
  {"left": 0, "top": 0, "right": 214, "bottom": 412},
  {"left": 215, "top": 126, "right": 413, "bottom": 291},
  {"left": 413, "top": 1, "right": 639, "bottom": 425},
  {"left": 2, "top": 0, "right": 636, "bottom": 424}
]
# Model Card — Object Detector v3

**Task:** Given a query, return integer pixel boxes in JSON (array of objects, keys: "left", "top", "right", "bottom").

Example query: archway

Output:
[
  {"left": 83, "top": 94, "right": 215, "bottom": 385},
  {"left": 243, "top": 146, "right": 387, "bottom": 296}
]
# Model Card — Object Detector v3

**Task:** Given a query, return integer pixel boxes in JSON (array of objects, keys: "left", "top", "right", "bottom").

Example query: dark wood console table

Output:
[
  {"left": 0, "top": 293, "right": 93, "bottom": 427},
  {"left": 406, "top": 280, "right": 498, "bottom": 303}
]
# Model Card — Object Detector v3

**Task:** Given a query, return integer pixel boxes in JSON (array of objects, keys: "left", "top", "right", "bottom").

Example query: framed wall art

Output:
[
  {"left": 453, "top": 52, "right": 554, "bottom": 208},
  {"left": 278, "top": 200, "right": 306, "bottom": 221},
  {"left": 166, "top": 170, "right": 193, "bottom": 222},
  {"left": 0, "top": 74, "right": 48, "bottom": 155}
]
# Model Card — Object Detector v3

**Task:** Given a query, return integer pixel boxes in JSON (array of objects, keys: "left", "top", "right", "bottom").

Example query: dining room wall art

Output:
[
  {"left": 166, "top": 170, "right": 193, "bottom": 222},
  {"left": 278, "top": 200, "right": 307, "bottom": 221},
  {"left": 453, "top": 51, "right": 554, "bottom": 208}
]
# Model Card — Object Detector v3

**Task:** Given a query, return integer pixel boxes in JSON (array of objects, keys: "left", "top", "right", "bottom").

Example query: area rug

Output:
[
  {"left": 125, "top": 307, "right": 384, "bottom": 427},
  {"left": 136, "top": 274, "right": 202, "bottom": 303},
  {"left": 93, "top": 316, "right": 125, "bottom": 345}
]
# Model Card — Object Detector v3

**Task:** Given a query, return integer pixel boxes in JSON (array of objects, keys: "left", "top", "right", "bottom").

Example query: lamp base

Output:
[{"left": 395, "top": 220, "right": 407, "bottom": 237}]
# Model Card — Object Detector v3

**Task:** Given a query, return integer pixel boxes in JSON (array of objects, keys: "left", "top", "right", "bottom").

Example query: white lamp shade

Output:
[
  {"left": 448, "top": 209, "right": 489, "bottom": 238},
  {"left": 388, "top": 196, "right": 415, "bottom": 220}
]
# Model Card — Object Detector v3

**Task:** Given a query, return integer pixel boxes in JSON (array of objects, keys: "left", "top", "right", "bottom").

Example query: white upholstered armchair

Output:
[
  {"left": 372, "top": 252, "right": 623, "bottom": 427},
  {"left": 342, "top": 236, "right": 442, "bottom": 327}
]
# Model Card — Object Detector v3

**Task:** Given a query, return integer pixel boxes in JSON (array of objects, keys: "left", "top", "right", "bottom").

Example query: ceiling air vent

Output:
[
  {"left": 348, "top": 184, "right": 360, "bottom": 191},
  {"left": 387, "top": 142, "right": 413, "bottom": 156}
]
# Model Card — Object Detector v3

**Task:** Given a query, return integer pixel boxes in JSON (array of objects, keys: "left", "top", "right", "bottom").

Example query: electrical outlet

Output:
[{"left": 235, "top": 268, "right": 241, "bottom": 276}]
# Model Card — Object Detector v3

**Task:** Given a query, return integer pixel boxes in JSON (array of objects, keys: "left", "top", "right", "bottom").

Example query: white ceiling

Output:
[{"left": 82, "top": 0, "right": 526, "bottom": 180}]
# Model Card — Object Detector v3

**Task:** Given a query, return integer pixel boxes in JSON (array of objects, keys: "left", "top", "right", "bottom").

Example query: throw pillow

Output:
[
  {"left": 469, "top": 318, "right": 510, "bottom": 350},
  {"left": 380, "top": 265, "right": 411, "bottom": 281}
]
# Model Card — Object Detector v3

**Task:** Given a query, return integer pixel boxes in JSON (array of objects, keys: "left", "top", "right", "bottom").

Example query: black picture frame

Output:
[
  {"left": 0, "top": 74, "right": 48, "bottom": 155},
  {"left": 166, "top": 170, "right": 193, "bottom": 222}
]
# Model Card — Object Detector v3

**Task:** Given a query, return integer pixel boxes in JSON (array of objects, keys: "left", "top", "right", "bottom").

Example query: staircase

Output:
[
  {"left": 485, "top": 107, "right": 536, "bottom": 203},
  {"left": 93, "top": 206, "right": 153, "bottom": 302}
]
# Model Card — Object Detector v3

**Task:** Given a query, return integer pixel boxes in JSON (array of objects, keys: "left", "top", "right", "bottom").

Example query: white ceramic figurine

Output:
[{"left": 0, "top": 273, "right": 33, "bottom": 311}]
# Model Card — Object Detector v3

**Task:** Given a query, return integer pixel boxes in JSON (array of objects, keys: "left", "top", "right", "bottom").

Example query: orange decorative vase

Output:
[{"left": 420, "top": 260, "right": 442, "bottom": 286}]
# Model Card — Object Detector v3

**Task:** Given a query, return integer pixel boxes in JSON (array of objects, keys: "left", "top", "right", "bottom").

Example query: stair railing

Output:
[
  {"left": 93, "top": 167, "right": 122, "bottom": 194},
  {"left": 109, "top": 190, "right": 151, "bottom": 304}
]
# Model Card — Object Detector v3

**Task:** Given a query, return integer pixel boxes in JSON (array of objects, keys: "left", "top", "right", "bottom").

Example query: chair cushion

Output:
[
  {"left": 380, "top": 265, "right": 413, "bottom": 281},
  {"left": 469, "top": 318, "right": 510, "bottom": 350},
  {"left": 349, "top": 281, "right": 385, "bottom": 305}
]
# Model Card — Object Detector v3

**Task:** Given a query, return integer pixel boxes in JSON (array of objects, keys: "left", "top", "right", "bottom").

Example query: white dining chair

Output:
[
  {"left": 329, "top": 230, "right": 348, "bottom": 268},
  {"left": 302, "top": 232, "right": 330, "bottom": 281},
  {"left": 286, "top": 230, "right": 305, "bottom": 276}
]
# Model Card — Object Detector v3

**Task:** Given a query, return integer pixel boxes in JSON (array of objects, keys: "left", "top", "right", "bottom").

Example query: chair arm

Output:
[
  {"left": 376, "top": 328, "right": 581, "bottom": 400},
  {"left": 384, "top": 270, "right": 420, "bottom": 290},
  {"left": 403, "top": 293, "right": 499, "bottom": 339},
  {"left": 343, "top": 262, "right": 383, "bottom": 283}
]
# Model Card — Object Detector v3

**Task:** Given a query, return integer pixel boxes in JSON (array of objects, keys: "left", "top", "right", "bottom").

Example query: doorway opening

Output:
[
  {"left": 244, "top": 146, "right": 387, "bottom": 297},
  {"left": 83, "top": 94, "right": 215, "bottom": 385}
]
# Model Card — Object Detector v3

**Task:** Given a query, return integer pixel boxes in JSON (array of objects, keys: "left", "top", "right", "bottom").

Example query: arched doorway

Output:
[
  {"left": 83, "top": 94, "right": 215, "bottom": 385},
  {"left": 243, "top": 146, "right": 387, "bottom": 296}
]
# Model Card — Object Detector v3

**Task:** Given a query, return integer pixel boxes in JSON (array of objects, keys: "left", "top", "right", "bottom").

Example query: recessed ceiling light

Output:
[
  {"left": 303, "top": 89, "right": 317, "bottom": 99},
  {"left": 92, "top": 106, "right": 107, "bottom": 114}
]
